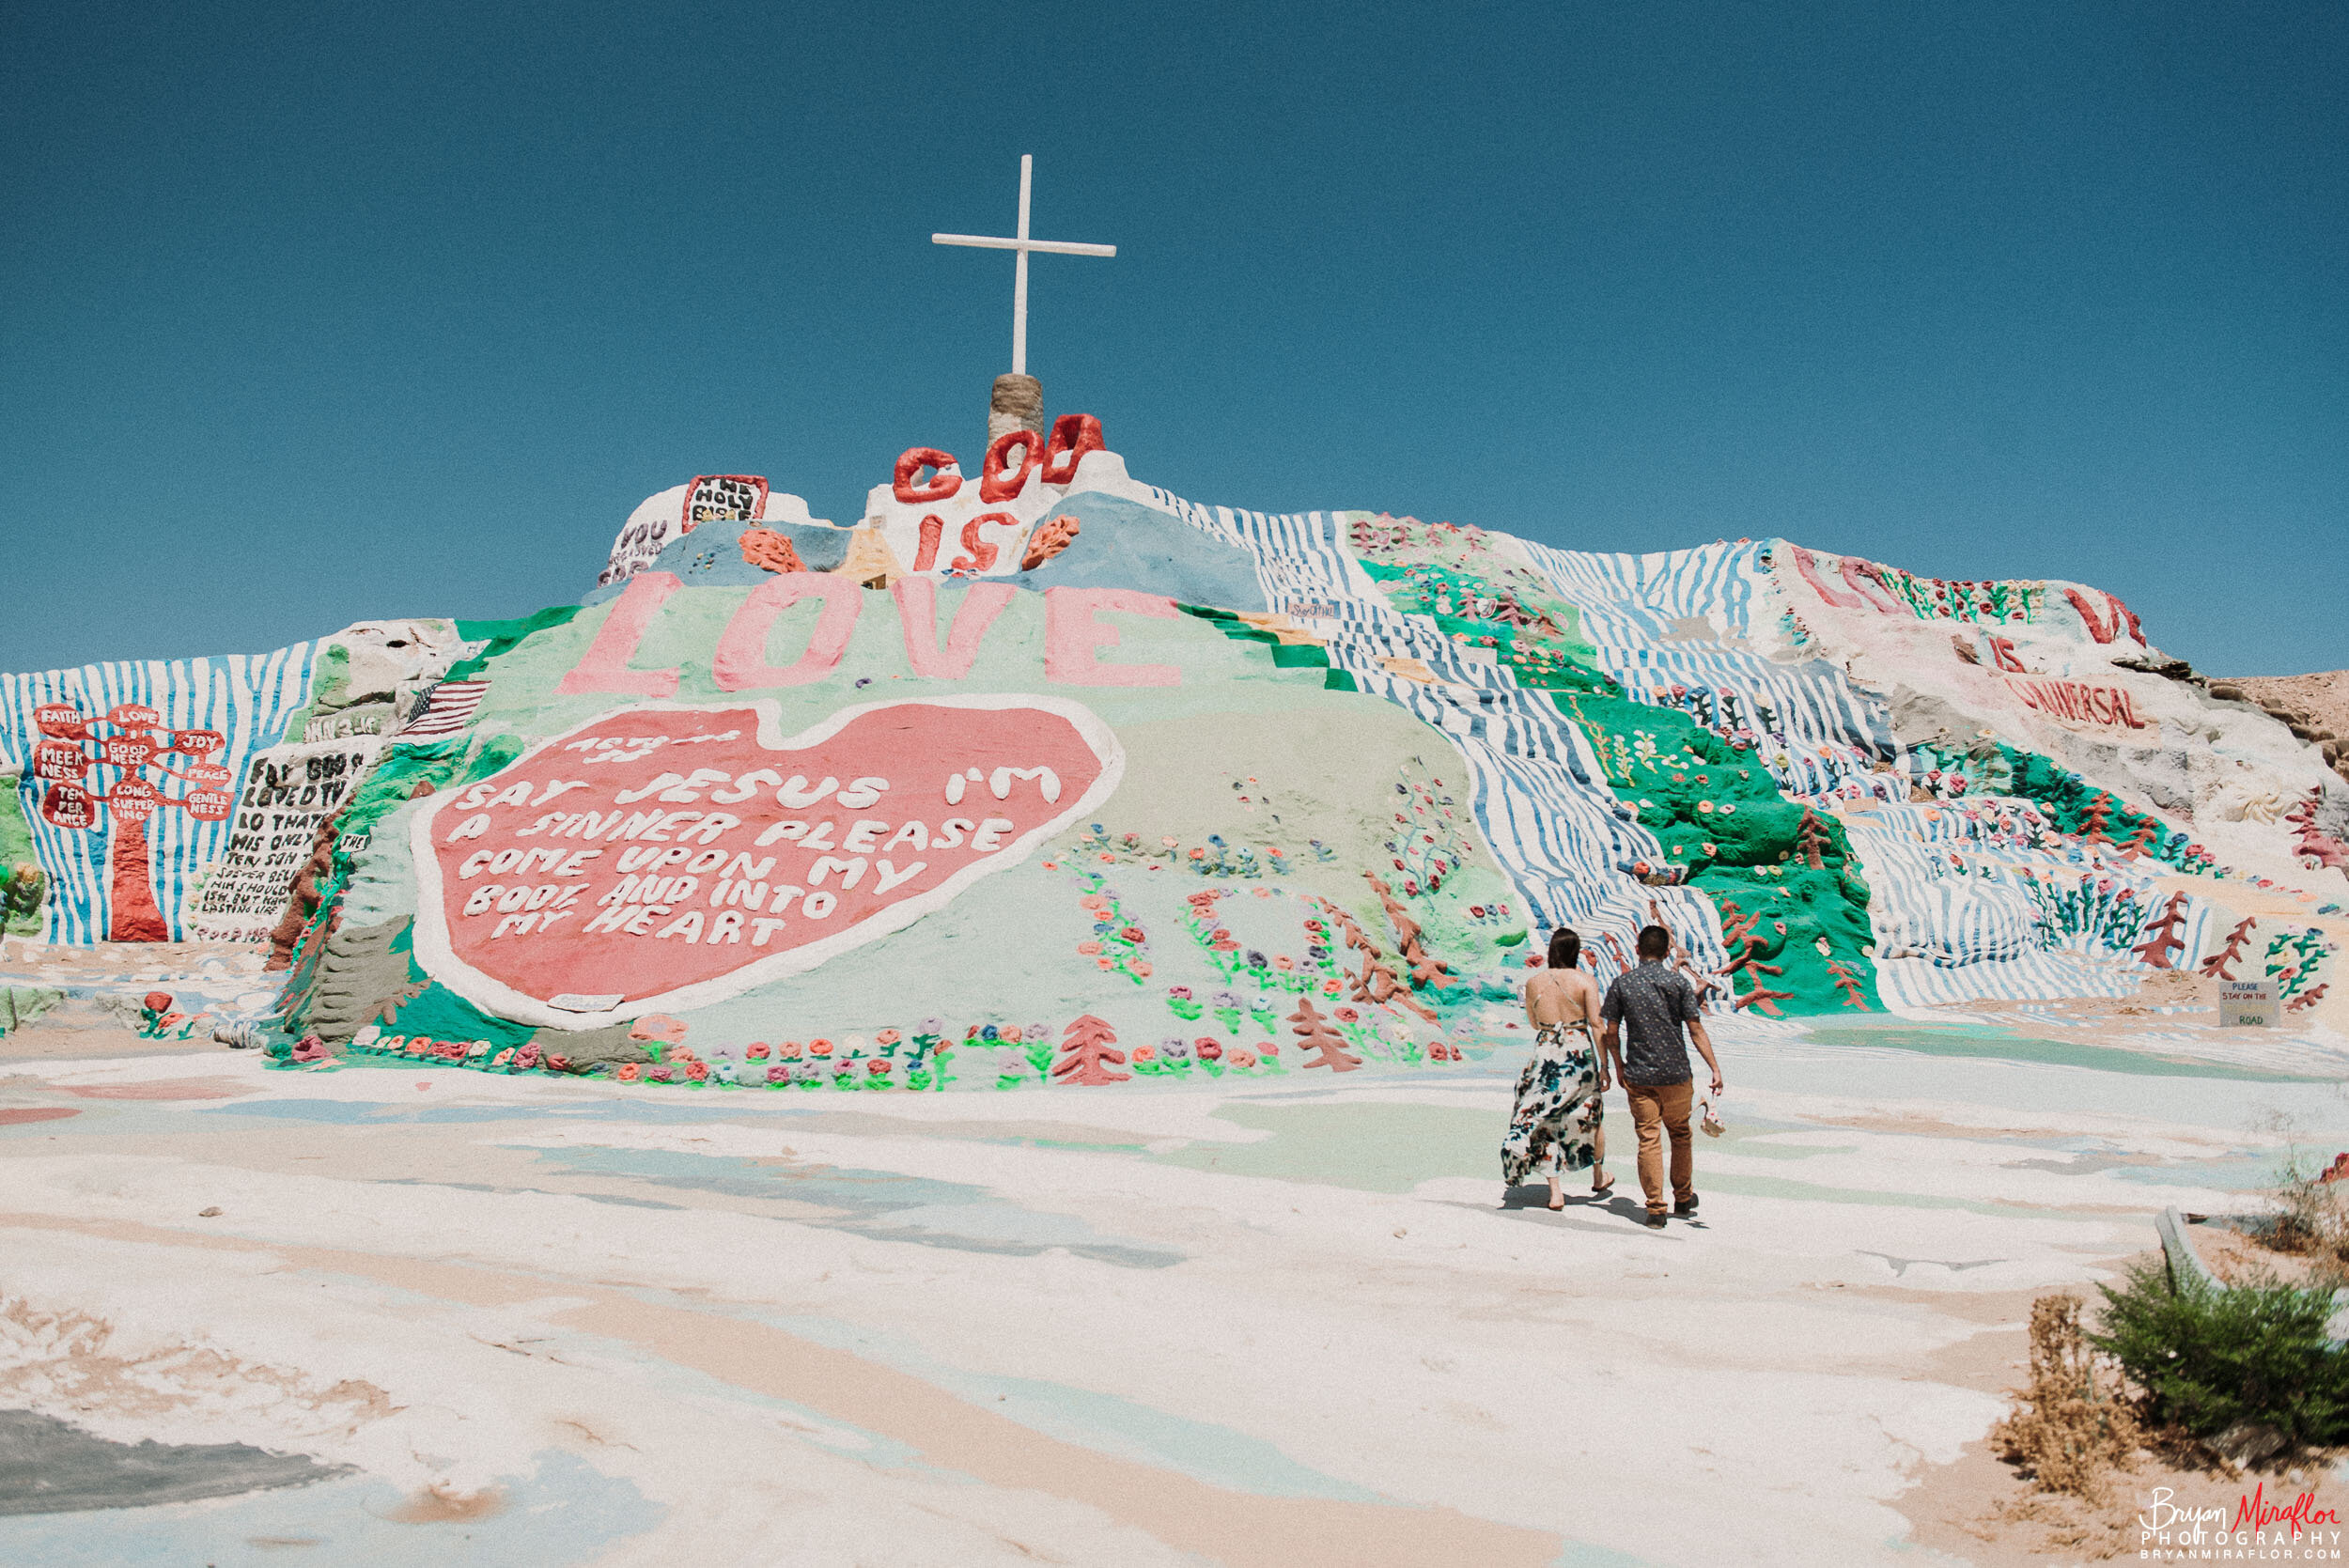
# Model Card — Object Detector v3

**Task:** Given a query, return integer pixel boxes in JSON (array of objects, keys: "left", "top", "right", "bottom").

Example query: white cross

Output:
[{"left": 932, "top": 154, "right": 1114, "bottom": 377}]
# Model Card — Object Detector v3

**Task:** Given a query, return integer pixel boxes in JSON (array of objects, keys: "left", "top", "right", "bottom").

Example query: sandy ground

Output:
[{"left": 2, "top": 990, "right": 2347, "bottom": 1567}]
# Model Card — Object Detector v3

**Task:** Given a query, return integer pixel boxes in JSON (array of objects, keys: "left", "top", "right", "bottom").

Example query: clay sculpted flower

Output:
[
  {"left": 685, "top": 1062, "right": 709, "bottom": 1082},
  {"left": 1195, "top": 1038, "right": 1224, "bottom": 1061},
  {"left": 647, "top": 1064, "right": 674, "bottom": 1082},
  {"left": 618, "top": 1063, "right": 641, "bottom": 1080},
  {"left": 808, "top": 1038, "right": 833, "bottom": 1057},
  {"left": 1229, "top": 1050, "right": 1257, "bottom": 1069},
  {"left": 866, "top": 1059, "right": 892, "bottom": 1077},
  {"left": 747, "top": 1043, "right": 771, "bottom": 1060},
  {"left": 766, "top": 1064, "right": 790, "bottom": 1084}
]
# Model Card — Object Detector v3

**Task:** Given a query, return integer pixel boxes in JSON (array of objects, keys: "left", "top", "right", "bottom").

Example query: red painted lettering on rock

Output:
[
  {"left": 2006, "top": 676, "right": 2151, "bottom": 730},
  {"left": 408, "top": 697, "right": 1124, "bottom": 1029}
]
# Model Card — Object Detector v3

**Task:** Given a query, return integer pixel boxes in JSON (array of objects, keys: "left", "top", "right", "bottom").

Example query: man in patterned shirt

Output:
[{"left": 1599, "top": 924, "right": 1725, "bottom": 1228}]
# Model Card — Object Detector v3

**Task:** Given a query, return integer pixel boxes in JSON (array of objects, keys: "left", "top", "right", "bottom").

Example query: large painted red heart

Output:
[{"left": 409, "top": 696, "right": 1123, "bottom": 1029}]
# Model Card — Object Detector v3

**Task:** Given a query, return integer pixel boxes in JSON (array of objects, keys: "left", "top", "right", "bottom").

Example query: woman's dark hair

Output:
[{"left": 1547, "top": 927, "right": 1581, "bottom": 969}]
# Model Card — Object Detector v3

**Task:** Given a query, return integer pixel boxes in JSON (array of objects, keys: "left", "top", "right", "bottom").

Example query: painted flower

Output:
[
  {"left": 1258, "top": 1040, "right": 1279, "bottom": 1056},
  {"left": 776, "top": 1041, "right": 803, "bottom": 1059},
  {"left": 1026, "top": 1023, "right": 1051, "bottom": 1042},
  {"left": 1334, "top": 1006, "right": 1361, "bottom": 1023},
  {"left": 1322, "top": 979, "right": 1342, "bottom": 995},
  {"left": 1163, "top": 1040, "right": 1190, "bottom": 1059},
  {"left": 766, "top": 1064, "right": 790, "bottom": 1083},
  {"left": 808, "top": 1038, "right": 834, "bottom": 1057},
  {"left": 793, "top": 1065, "right": 822, "bottom": 1084},
  {"left": 981, "top": 1024, "right": 1002, "bottom": 1041},
  {"left": 866, "top": 1059, "right": 892, "bottom": 1076},
  {"left": 647, "top": 1064, "right": 674, "bottom": 1082},
  {"left": 1230, "top": 1050, "right": 1257, "bottom": 1068},
  {"left": 1189, "top": 846, "right": 1206, "bottom": 860},
  {"left": 1131, "top": 959, "right": 1154, "bottom": 977},
  {"left": 1274, "top": 955, "right": 1294, "bottom": 970},
  {"left": 1168, "top": 986, "right": 1193, "bottom": 1001},
  {"left": 1121, "top": 926, "right": 1145, "bottom": 942},
  {"left": 1195, "top": 1038, "right": 1224, "bottom": 1061},
  {"left": 685, "top": 1061, "right": 709, "bottom": 1081},
  {"left": 1132, "top": 1044, "right": 1158, "bottom": 1063},
  {"left": 747, "top": 1042, "right": 771, "bottom": 1059},
  {"left": 1246, "top": 949, "right": 1268, "bottom": 970},
  {"left": 618, "top": 1062, "right": 640, "bottom": 1080},
  {"left": 843, "top": 1034, "right": 869, "bottom": 1055},
  {"left": 515, "top": 1045, "right": 542, "bottom": 1071},
  {"left": 1077, "top": 940, "right": 1102, "bottom": 955},
  {"left": 876, "top": 1029, "right": 901, "bottom": 1047}
]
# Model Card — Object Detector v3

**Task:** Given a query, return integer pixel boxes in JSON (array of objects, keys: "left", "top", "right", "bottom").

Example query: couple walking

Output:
[{"left": 1501, "top": 924, "right": 1724, "bottom": 1228}]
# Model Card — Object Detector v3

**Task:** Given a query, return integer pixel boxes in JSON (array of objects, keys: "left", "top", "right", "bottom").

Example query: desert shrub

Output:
[
  {"left": 2, "top": 862, "right": 43, "bottom": 926},
  {"left": 2090, "top": 1259, "right": 2349, "bottom": 1446},
  {"left": 1993, "top": 1292, "right": 2140, "bottom": 1499},
  {"left": 2264, "top": 1147, "right": 2349, "bottom": 1283}
]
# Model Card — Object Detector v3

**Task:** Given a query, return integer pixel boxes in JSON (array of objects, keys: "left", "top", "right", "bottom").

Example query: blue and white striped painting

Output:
[{"left": 0, "top": 646, "right": 318, "bottom": 942}]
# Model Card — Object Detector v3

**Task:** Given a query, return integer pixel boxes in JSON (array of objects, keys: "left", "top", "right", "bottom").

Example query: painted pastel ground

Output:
[{"left": 6, "top": 940, "right": 2345, "bottom": 1566}]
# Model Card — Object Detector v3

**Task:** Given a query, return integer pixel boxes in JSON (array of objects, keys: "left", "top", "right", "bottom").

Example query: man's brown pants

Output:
[{"left": 1626, "top": 1079, "right": 1695, "bottom": 1214}]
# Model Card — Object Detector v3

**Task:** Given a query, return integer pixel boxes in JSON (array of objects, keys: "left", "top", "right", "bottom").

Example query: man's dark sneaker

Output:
[
  {"left": 1674, "top": 1196, "right": 1700, "bottom": 1218},
  {"left": 1642, "top": 1211, "right": 1667, "bottom": 1229}
]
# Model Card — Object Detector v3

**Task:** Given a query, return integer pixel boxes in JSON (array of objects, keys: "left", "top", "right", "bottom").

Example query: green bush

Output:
[{"left": 2090, "top": 1259, "right": 2349, "bottom": 1445}]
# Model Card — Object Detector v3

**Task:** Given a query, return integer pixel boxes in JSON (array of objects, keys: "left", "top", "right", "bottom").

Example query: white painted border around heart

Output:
[{"left": 407, "top": 693, "right": 1126, "bottom": 1031}]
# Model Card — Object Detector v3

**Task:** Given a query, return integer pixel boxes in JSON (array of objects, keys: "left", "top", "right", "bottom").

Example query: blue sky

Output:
[{"left": 3, "top": 1, "right": 2341, "bottom": 675}]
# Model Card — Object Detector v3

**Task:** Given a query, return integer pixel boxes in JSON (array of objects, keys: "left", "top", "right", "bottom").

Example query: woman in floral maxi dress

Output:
[{"left": 1501, "top": 927, "right": 1613, "bottom": 1209}]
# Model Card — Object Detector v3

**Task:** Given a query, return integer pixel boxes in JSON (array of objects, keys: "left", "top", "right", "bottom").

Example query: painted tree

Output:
[
  {"left": 1794, "top": 808, "right": 1833, "bottom": 871},
  {"left": 2077, "top": 791, "right": 2116, "bottom": 846},
  {"left": 2199, "top": 917, "right": 2258, "bottom": 980},
  {"left": 1824, "top": 957, "right": 1871, "bottom": 1011},
  {"left": 27, "top": 702, "right": 232, "bottom": 941},
  {"left": 1290, "top": 998, "right": 1361, "bottom": 1073},
  {"left": 1717, "top": 900, "right": 1794, "bottom": 1015},
  {"left": 1050, "top": 1014, "right": 1130, "bottom": 1086},
  {"left": 2129, "top": 891, "right": 2190, "bottom": 970}
]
